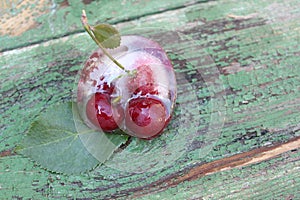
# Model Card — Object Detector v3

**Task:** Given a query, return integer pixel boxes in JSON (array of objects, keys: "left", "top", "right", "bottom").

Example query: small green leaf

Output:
[
  {"left": 16, "top": 102, "right": 128, "bottom": 174},
  {"left": 92, "top": 24, "right": 121, "bottom": 49}
]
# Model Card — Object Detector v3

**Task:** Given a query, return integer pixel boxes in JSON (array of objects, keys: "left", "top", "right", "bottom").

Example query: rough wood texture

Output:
[{"left": 1, "top": 0, "right": 299, "bottom": 199}]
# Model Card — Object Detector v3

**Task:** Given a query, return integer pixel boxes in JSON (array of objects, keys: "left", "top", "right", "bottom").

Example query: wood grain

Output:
[
  {"left": 131, "top": 136, "right": 300, "bottom": 198},
  {"left": 0, "top": 0, "right": 299, "bottom": 199},
  {"left": 0, "top": 0, "right": 207, "bottom": 51}
]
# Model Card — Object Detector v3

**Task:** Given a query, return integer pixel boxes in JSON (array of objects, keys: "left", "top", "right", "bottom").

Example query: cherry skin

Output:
[
  {"left": 125, "top": 96, "right": 168, "bottom": 139},
  {"left": 86, "top": 92, "right": 123, "bottom": 132}
]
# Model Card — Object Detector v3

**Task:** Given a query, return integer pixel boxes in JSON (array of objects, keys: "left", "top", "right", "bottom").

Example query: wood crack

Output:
[{"left": 115, "top": 135, "right": 300, "bottom": 199}]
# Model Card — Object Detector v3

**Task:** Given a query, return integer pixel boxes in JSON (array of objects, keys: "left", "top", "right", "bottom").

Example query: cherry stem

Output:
[{"left": 81, "top": 10, "right": 129, "bottom": 73}]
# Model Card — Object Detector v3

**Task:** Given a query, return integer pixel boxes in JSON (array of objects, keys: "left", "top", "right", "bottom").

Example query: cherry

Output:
[
  {"left": 133, "top": 84, "right": 158, "bottom": 96},
  {"left": 125, "top": 96, "right": 168, "bottom": 139},
  {"left": 96, "top": 76, "right": 115, "bottom": 95},
  {"left": 128, "top": 65, "right": 158, "bottom": 96},
  {"left": 86, "top": 92, "right": 123, "bottom": 132}
]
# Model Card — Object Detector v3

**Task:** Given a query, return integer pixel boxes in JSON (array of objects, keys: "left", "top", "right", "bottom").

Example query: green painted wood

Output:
[
  {"left": 0, "top": 0, "right": 299, "bottom": 199},
  {"left": 0, "top": 0, "right": 207, "bottom": 52},
  {"left": 135, "top": 149, "right": 300, "bottom": 200}
]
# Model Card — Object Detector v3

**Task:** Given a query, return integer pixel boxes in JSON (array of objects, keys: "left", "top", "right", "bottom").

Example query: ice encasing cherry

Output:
[{"left": 77, "top": 35, "right": 177, "bottom": 139}]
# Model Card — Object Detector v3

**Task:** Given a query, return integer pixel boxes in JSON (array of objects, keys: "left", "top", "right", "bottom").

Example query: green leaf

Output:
[
  {"left": 92, "top": 24, "right": 121, "bottom": 49},
  {"left": 16, "top": 102, "right": 128, "bottom": 174}
]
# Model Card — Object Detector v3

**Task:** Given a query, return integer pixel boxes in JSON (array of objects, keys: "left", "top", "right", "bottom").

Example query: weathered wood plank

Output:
[
  {"left": 0, "top": 0, "right": 299, "bottom": 199},
  {"left": 129, "top": 136, "right": 300, "bottom": 199},
  {"left": 0, "top": 0, "right": 207, "bottom": 51},
  {"left": 133, "top": 148, "right": 300, "bottom": 199},
  {"left": 1, "top": 138, "right": 299, "bottom": 199}
]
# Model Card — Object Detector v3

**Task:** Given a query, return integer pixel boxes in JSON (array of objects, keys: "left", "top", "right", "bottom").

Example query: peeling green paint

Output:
[
  {"left": 0, "top": 0, "right": 208, "bottom": 52},
  {"left": 0, "top": 0, "right": 299, "bottom": 199}
]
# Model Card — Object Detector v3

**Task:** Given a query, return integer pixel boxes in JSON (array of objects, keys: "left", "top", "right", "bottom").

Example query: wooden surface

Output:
[{"left": 1, "top": 0, "right": 299, "bottom": 199}]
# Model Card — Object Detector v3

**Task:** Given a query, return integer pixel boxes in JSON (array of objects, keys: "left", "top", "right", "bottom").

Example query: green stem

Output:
[{"left": 81, "top": 10, "right": 129, "bottom": 73}]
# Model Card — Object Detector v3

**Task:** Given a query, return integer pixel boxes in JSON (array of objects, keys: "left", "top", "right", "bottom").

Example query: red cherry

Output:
[
  {"left": 96, "top": 76, "right": 115, "bottom": 94},
  {"left": 133, "top": 83, "right": 158, "bottom": 96},
  {"left": 86, "top": 93, "right": 123, "bottom": 132},
  {"left": 125, "top": 97, "right": 167, "bottom": 139},
  {"left": 128, "top": 65, "right": 158, "bottom": 95},
  {"left": 96, "top": 81, "right": 115, "bottom": 94}
]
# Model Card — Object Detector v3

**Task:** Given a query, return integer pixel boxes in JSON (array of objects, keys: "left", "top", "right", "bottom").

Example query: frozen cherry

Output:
[
  {"left": 78, "top": 11, "right": 177, "bottom": 139},
  {"left": 125, "top": 97, "right": 168, "bottom": 139},
  {"left": 86, "top": 92, "right": 123, "bottom": 132}
]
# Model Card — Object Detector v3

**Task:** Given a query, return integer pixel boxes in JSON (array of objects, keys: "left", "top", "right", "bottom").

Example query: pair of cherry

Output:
[{"left": 85, "top": 65, "right": 169, "bottom": 139}]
